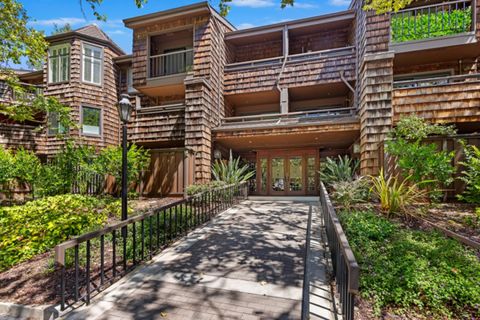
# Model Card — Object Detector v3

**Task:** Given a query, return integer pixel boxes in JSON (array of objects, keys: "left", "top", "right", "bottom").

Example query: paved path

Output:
[{"left": 64, "top": 200, "right": 315, "bottom": 320}]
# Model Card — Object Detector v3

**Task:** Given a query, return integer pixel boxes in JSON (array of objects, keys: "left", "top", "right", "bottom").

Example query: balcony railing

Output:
[
  {"left": 224, "top": 46, "right": 355, "bottom": 72},
  {"left": 149, "top": 49, "right": 194, "bottom": 79},
  {"left": 393, "top": 72, "right": 480, "bottom": 88},
  {"left": 391, "top": 0, "right": 475, "bottom": 43},
  {"left": 220, "top": 107, "right": 355, "bottom": 129}
]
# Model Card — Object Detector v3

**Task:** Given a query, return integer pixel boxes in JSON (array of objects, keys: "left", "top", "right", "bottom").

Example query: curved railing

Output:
[{"left": 320, "top": 182, "right": 359, "bottom": 320}]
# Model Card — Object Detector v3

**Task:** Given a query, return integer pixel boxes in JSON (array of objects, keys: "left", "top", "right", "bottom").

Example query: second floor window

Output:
[
  {"left": 48, "top": 44, "right": 70, "bottom": 83},
  {"left": 82, "top": 44, "right": 103, "bottom": 85},
  {"left": 47, "top": 112, "right": 67, "bottom": 135}
]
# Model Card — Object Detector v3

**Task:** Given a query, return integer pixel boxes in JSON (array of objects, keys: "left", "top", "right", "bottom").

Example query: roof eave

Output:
[{"left": 46, "top": 32, "right": 125, "bottom": 56}]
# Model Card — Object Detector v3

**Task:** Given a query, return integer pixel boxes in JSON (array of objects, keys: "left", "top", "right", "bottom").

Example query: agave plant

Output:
[
  {"left": 320, "top": 155, "right": 359, "bottom": 187},
  {"left": 211, "top": 150, "right": 254, "bottom": 184},
  {"left": 370, "top": 169, "right": 430, "bottom": 216}
]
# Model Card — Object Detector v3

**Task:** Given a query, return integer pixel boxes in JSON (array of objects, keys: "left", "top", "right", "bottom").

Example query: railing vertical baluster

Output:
[
  {"left": 133, "top": 222, "right": 136, "bottom": 265},
  {"left": 86, "top": 240, "right": 91, "bottom": 305},
  {"left": 149, "top": 215, "right": 153, "bottom": 259},
  {"left": 100, "top": 235, "right": 105, "bottom": 286},
  {"left": 60, "top": 264, "right": 65, "bottom": 310},
  {"left": 157, "top": 211, "right": 160, "bottom": 249},
  {"left": 123, "top": 226, "right": 127, "bottom": 272},
  {"left": 112, "top": 230, "right": 116, "bottom": 278},
  {"left": 168, "top": 207, "right": 172, "bottom": 240},
  {"left": 74, "top": 245, "right": 79, "bottom": 302},
  {"left": 174, "top": 205, "right": 178, "bottom": 238},
  {"left": 163, "top": 209, "right": 167, "bottom": 245},
  {"left": 141, "top": 219, "right": 145, "bottom": 260}
]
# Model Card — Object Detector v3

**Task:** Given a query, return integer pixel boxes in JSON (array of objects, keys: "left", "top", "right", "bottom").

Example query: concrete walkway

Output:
[{"left": 63, "top": 200, "right": 333, "bottom": 320}]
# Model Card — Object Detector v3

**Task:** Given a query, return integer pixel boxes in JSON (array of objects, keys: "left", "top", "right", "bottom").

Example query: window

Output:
[
  {"left": 82, "top": 44, "right": 103, "bottom": 85},
  {"left": 127, "top": 67, "right": 136, "bottom": 93},
  {"left": 81, "top": 106, "right": 101, "bottom": 136},
  {"left": 48, "top": 44, "right": 70, "bottom": 83},
  {"left": 47, "top": 112, "right": 67, "bottom": 135}
]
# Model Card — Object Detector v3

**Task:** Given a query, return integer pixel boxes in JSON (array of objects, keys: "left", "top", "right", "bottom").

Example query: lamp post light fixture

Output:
[{"left": 117, "top": 94, "right": 133, "bottom": 226}]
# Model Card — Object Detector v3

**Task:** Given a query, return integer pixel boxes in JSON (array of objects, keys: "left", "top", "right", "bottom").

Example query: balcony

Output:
[
  {"left": 390, "top": 0, "right": 477, "bottom": 53},
  {"left": 130, "top": 103, "right": 186, "bottom": 144},
  {"left": 224, "top": 46, "right": 356, "bottom": 95},
  {"left": 148, "top": 49, "right": 193, "bottom": 79},
  {"left": 392, "top": 73, "right": 480, "bottom": 123},
  {"left": 218, "top": 107, "right": 356, "bottom": 131}
]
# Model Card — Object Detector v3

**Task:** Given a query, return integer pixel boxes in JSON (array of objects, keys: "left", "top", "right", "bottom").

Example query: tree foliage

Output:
[
  {"left": 51, "top": 23, "right": 72, "bottom": 35},
  {"left": 364, "top": 0, "right": 415, "bottom": 14}
]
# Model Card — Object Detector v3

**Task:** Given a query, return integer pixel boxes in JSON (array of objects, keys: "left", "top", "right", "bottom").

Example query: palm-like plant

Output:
[
  {"left": 320, "top": 155, "right": 359, "bottom": 187},
  {"left": 211, "top": 150, "right": 254, "bottom": 184},
  {"left": 370, "top": 170, "right": 429, "bottom": 216}
]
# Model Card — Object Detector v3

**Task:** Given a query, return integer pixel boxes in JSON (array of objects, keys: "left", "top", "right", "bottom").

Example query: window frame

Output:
[
  {"left": 47, "top": 112, "right": 68, "bottom": 136},
  {"left": 81, "top": 42, "right": 104, "bottom": 86},
  {"left": 48, "top": 43, "right": 71, "bottom": 84},
  {"left": 80, "top": 105, "right": 103, "bottom": 137}
]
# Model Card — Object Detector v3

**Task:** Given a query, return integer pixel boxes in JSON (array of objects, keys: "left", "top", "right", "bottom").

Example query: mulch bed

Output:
[{"left": 0, "top": 197, "right": 178, "bottom": 306}]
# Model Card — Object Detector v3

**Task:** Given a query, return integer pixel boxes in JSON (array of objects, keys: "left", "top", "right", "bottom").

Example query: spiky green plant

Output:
[
  {"left": 320, "top": 155, "right": 359, "bottom": 187},
  {"left": 211, "top": 150, "right": 254, "bottom": 184},
  {"left": 370, "top": 170, "right": 429, "bottom": 217}
]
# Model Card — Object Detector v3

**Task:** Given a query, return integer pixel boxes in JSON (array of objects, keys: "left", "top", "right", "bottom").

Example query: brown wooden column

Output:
[{"left": 359, "top": 51, "right": 394, "bottom": 175}]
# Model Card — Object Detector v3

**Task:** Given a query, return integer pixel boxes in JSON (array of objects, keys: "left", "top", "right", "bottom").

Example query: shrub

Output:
[
  {"left": 0, "top": 194, "right": 110, "bottom": 270},
  {"left": 211, "top": 150, "right": 254, "bottom": 184},
  {"left": 95, "top": 144, "right": 150, "bottom": 194},
  {"left": 391, "top": 7, "right": 472, "bottom": 43},
  {"left": 369, "top": 170, "right": 428, "bottom": 216},
  {"left": 339, "top": 210, "right": 480, "bottom": 318},
  {"left": 331, "top": 178, "right": 370, "bottom": 209},
  {"left": 386, "top": 116, "right": 456, "bottom": 201},
  {"left": 12, "top": 147, "right": 41, "bottom": 193},
  {"left": 458, "top": 144, "right": 480, "bottom": 204},
  {"left": 186, "top": 181, "right": 226, "bottom": 196},
  {"left": 320, "top": 155, "right": 358, "bottom": 187},
  {"left": 0, "top": 145, "right": 15, "bottom": 187}
]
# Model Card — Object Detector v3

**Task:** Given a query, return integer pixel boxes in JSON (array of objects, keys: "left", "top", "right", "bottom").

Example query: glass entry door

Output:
[
  {"left": 287, "top": 156, "right": 304, "bottom": 195},
  {"left": 271, "top": 157, "right": 286, "bottom": 195}
]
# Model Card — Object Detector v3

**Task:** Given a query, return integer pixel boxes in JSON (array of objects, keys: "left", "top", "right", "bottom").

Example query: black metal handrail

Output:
[
  {"left": 320, "top": 182, "right": 359, "bottom": 320},
  {"left": 55, "top": 182, "right": 248, "bottom": 311},
  {"left": 390, "top": 0, "right": 474, "bottom": 43}
]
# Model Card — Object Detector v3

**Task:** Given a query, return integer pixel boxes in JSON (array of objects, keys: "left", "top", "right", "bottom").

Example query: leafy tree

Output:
[
  {"left": 12, "top": 147, "right": 41, "bottom": 194},
  {"left": 51, "top": 23, "right": 72, "bottom": 35},
  {"left": 0, "top": 145, "right": 15, "bottom": 188},
  {"left": 364, "top": 0, "right": 415, "bottom": 14}
]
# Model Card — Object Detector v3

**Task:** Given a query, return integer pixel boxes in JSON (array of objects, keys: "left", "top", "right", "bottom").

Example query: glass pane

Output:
[
  {"left": 51, "top": 57, "right": 58, "bottom": 83},
  {"left": 307, "top": 157, "right": 316, "bottom": 192},
  {"left": 260, "top": 158, "right": 267, "bottom": 193},
  {"left": 93, "top": 60, "right": 101, "bottom": 84},
  {"left": 93, "top": 48, "right": 101, "bottom": 59},
  {"left": 48, "top": 113, "right": 58, "bottom": 135},
  {"left": 82, "top": 107, "right": 101, "bottom": 135},
  {"left": 271, "top": 158, "right": 285, "bottom": 192},
  {"left": 61, "top": 56, "right": 69, "bottom": 82},
  {"left": 84, "top": 47, "right": 92, "bottom": 56},
  {"left": 84, "top": 57, "right": 92, "bottom": 82},
  {"left": 289, "top": 157, "right": 303, "bottom": 192}
]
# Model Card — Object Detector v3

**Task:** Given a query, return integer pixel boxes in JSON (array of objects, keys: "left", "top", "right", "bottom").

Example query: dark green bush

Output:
[
  {"left": 458, "top": 144, "right": 480, "bottom": 204},
  {"left": 339, "top": 210, "right": 480, "bottom": 318},
  {"left": 391, "top": 7, "right": 472, "bottom": 43},
  {"left": 0, "top": 194, "right": 112, "bottom": 270}
]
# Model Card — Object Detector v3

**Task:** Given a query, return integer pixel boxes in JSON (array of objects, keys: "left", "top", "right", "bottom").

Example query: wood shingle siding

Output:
[
  {"left": 393, "top": 80, "right": 480, "bottom": 123},
  {"left": 0, "top": 123, "right": 44, "bottom": 151},
  {"left": 130, "top": 109, "right": 186, "bottom": 143},
  {"left": 223, "top": 49, "right": 356, "bottom": 95}
]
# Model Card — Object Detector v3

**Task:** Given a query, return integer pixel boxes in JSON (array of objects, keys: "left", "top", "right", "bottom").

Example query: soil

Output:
[{"left": 0, "top": 197, "right": 178, "bottom": 306}]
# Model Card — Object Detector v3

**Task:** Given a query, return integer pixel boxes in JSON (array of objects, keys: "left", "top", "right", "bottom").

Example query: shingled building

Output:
[{"left": 2, "top": 0, "right": 479, "bottom": 196}]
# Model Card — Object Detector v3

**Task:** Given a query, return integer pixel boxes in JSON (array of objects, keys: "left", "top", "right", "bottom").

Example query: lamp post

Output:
[{"left": 117, "top": 94, "right": 133, "bottom": 225}]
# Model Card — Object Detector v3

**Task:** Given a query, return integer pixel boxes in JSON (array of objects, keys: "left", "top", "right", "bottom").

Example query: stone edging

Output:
[{"left": 0, "top": 302, "right": 60, "bottom": 320}]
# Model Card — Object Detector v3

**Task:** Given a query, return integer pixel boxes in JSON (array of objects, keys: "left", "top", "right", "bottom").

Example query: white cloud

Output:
[
  {"left": 29, "top": 17, "right": 86, "bottom": 27},
  {"left": 329, "top": 0, "right": 351, "bottom": 6},
  {"left": 293, "top": 2, "right": 319, "bottom": 9},
  {"left": 237, "top": 22, "right": 256, "bottom": 29},
  {"left": 230, "top": 0, "right": 275, "bottom": 8}
]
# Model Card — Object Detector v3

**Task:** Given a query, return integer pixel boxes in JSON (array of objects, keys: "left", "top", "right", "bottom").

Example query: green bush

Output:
[
  {"left": 95, "top": 144, "right": 150, "bottom": 194},
  {"left": 386, "top": 116, "right": 456, "bottom": 201},
  {"left": 391, "top": 7, "right": 472, "bottom": 43},
  {"left": 458, "top": 144, "right": 480, "bottom": 204},
  {"left": 320, "top": 155, "right": 359, "bottom": 187},
  {"left": 186, "top": 181, "right": 226, "bottom": 196},
  {"left": 0, "top": 194, "right": 111, "bottom": 270},
  {"left": 0, "top": 145, "right": 14, "bottom": 188},
  {"left": 339, "top": 210, "right": 480, "bottom": 318},
  {"left": 12, "top": 147, "right": 41, "bottom": 193},
  {"left": 331, "top": 178, "right": 370, "bottom": 209}
]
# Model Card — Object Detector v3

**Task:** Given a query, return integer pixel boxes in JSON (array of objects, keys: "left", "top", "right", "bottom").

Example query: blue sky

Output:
[{"left": 22, "top": 0, "right": 350, "bottom": 55}]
